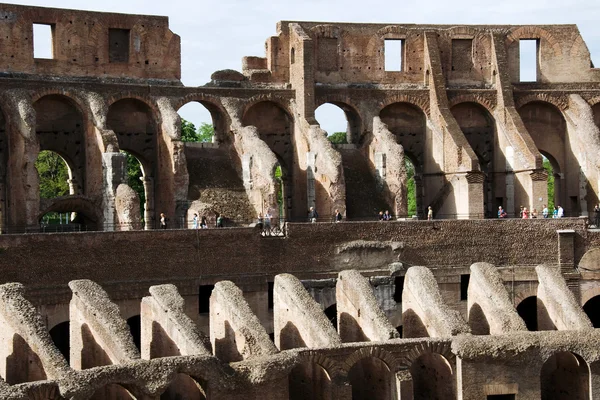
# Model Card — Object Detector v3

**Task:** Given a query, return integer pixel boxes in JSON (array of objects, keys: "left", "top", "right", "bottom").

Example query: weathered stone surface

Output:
[{"left": 115, "top": 184, "right": 142, "bottom": 231}]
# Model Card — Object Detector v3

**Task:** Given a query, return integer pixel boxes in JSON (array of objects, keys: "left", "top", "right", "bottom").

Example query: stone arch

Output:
[
  {"left": 515, "top": 93, "right": 569, "bottom": 112},
  {"left": 31, "top": 90, "right": 89, "bottom": 118},
  {"left": 377, "top": 25, "right": 409, "bottom": 39},
  {"left": 379, "top": 94, "right": 430, "bottom": 116},
  {"left": 540, "top": 351, "right": 590, "bottom": 400},
  {"left": 506, "top": 26, "right": 562, "bottom": 57},
  {"left": 297, "top": 352, "right": 347, "bottom": 383},
  {"left": 513, "top": 286, "right": 538, "bottom": 307},
  {"left": 447, "top": 26, "right": 480, "bottom": 39},
  {"left": 581, "top": 285, "right": 600, "bottom": 306},
  {"left": 587, "top": 96, "right": 600, "bottom": 107},
  {"left": 582, "top": 295, "right": 600, "bottom": 328},
  {"left": 175, "top": 96, "right": 230, "bottom": 143},
  {"left": 569, "top": 35, "right": 588, "bottom": 59},
  {"left": 447, "top": 94, "right": 496, "bottom": 113},
  {"left": 397, "top": 341, "right": 455, "bottom": 368},
  {"left": 106, "top": 94, "right": 161, "bottom": 126},
  {"left": 347, "top": 354, "right": 396, "bottom": 400},
  {"left": 342, "top": 347, "right": 399, "bottom": 374},
  {"left": 241, "top": 94, "right": 293, "bottom": 121},
  {"left": 161, "top": 373, "right": 206, "bottom": 400},
  {"left": 314, "top": 98, "right": 363, "bottom": 144},
  {"left": 38, "top": 195, "right": 102, "bottom": 230}
]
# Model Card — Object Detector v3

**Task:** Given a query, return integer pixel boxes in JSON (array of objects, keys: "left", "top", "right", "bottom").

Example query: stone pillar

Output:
[
  {"left": 466, "top": 172, "right": 485, "bottom": 219},
  {"left": 557, "top": 229, "right": 581, "bottom": 300},
  {"left": 306, "top": 152, "right": 316, "bottom": 209},
  {"left": 141, "top": 176, "right": 155, "bottom": 230},
  {"left": 102, "top": 152, "right": 127, "bottom": 232}
]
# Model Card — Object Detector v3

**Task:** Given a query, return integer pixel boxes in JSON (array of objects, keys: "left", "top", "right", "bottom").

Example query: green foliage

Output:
[
  {"left": 123, "top": 152, "right": 145, "bottom": 211},
  {"left": 35, "top": 150, "right": 69, "bottom": 199},
  {"left": 405, "top": 157, "right": 416, "bottom": 216},
  {"left": 181, "top": 118, "right": 214, "bottom": 143},
  {"left": 327, "top": 131, "right": 348, "bottom": 144},
  {"left": 543, "top": 157, "right": 555, "bottom": 210}
]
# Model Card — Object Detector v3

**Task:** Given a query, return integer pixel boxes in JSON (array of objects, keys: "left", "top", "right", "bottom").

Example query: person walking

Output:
[
  {"left": 522, "top": 207, "right": 529, "bottom": 219},
  {"left": 383, "top": 210, "right": 392, "bottom": 221},
  {"left": 217, "top": 213, "right": 224, "bottom": 228},
  {"left": 334, "top": 209, "right": 343, "bottom": 223},
  {"left": 378, "top": 211, "right": 384, "bottom": 221},
  {"left": 264, "top": 209, "right": 272, "bottom": 229},
  {"left": 427, "top": 206, "right": 433, "bottom": 221},
  {"left": 160, "top": 212, "right": 167, "bottom": 229},
  {"left": 498, "top": 206, "right": 507, "bottom": 218},
  {"left": 200, "top": 215, "right": 207, "bottom": 229},
  {"left": 192, "top": 213, "right": 199, "bottom": 229},
  {"left": 542, "top": 204, "right": 549, "bottom": 219},
  {"left": 553, "top": 206, "right": 559, "bottom": 218},
  {"left": 557, "top": 205, "right": 564, "bottom": 218},
  {"left": 308, "top": 207, "right": 318, "bottom": 223}
]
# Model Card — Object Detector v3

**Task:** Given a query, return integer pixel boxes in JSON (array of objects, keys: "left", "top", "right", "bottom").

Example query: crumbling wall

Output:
[{"left": 114, "top": 184, "right": 142, "bottom": 230}]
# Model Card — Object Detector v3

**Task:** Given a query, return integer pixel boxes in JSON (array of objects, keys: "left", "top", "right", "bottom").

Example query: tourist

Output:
[
  {"left": 542, "top": 204, "right": 549, "bottom": 219},
  {"left": 308, "top": 207, "right": 318, "bottom": 223},
  {"left": 519, "top": 206, "right": 524, "bottom": 218},
  {"left": 264, "top": 209, "right": 272, "bottom": 229},
  {"left": 553, "top": 206, "right": 558, "bottom": 218},
  {"left": 217, "top": 213, "right": 224, "bottom": 228},
  {"left": 383, "top": 210, "right": 392, "bottom": 221},
  {"left": 522, "top": 207, "right": 529, "bottom": 219},
  {"left": 192, "top": 213, "right": 198, "bottom": 229},
  {"left": 498, "top": 206, "right": 507, "bottom": 218},
  {"left": 378, "top": 211, "right": 384, "bottom": 221},
  {"left": 200, "top": 215, "right": 208, "bottom": 229},
  {"left": 557, "top": 205, "right": 564, "bottom": 218},
  {"left": 427, "top": 206, "right": 433, "bottom": 221},
  {"left": 595, "top": 204, "right": 600, "bottom": 227},
  {"left": 334, "top": 209, "right": 343, "bottom": 223},
  {"left": 160, "top": 212, "right": 167, "bottom": 229}
]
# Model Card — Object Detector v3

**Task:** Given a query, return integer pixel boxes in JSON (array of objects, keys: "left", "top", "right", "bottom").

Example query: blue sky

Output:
[{"left": 18, "top": 0, "right": 600, "bottom": 133}]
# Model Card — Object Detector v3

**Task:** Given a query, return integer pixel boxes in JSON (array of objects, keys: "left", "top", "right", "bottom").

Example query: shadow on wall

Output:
[
  {"left": 214, "top": 320, "right": 243, "bottom": 362},
  {"left": 468, "top": 303, "right": 490, "bottom": 335},
  {"left": 279, "top": 321, "right": 308, "bottom": 350},
  {"left": 402, "top": 309, "right": 429, "bottom": 338},
  {"left": 410, "top": 352, "right": 455, "bottom": 400},
  {"left": 339, "top": 312, "right": 369, "bottom": 343},
  {"left": 289, "top": 362, "right": 333, "bottom": 400},
  {"left": 541, "top": 351, "right": 589, "bottom": 400},
  {"left": 6, "top": 334, "right": 47, "bottom": 384}
]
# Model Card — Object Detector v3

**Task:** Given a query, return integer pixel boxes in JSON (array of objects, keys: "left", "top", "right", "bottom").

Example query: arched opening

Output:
[
  {"left": 516, "top": 296, "right": 538, "bottom": 331},
  {"left": 542, "top": 153, "right": 557, "bottom": 213},
  {"left": 348, "top": 357, "right": 395, "bottom": 400},
  {"left": 518, "top": 102, "right": 570, "bottom": 215},
  {"left": 324, "top": 303, "right": 337, "bottom": 331},
  {"left": 49, "top": 321, "right": 70, "bottom": 363},
  {"left": 126, "top": 315, "right": 141, "bottom": 351},
  {"left": 583, "top": 295, "right": 600, "bottom": 327},
  {"left": 405, "top": 156, "right": 417, "bottom": 217},
  {"left": 380, "top": 102, "right": 426, "bottom": 218},
  {"left": 315, "top": 102, "right": 362, "bottom": 145},
  {"left": 178, "top": 101, "right": 220, "bottom": 144},
  {"left": 34, "top": 95, "right": 86, "bottom": 196},
  {"left": 541, "top": 352, "right": 589, "bottom": 400},
  {"left": 161, "top": 373, "right": 206, "bottom": 400},
  {"left": 410, "top": 352, "right": 455, "bottom": 400},
  {"left": 289, "top": 362, "right": 333, "bottom": 400},
  {"left": 107, "top": 99, "right": 157, "bottom": 229},
  {"left": 90, "top": 384, "right": 133, "bottom": 400},
  {"left": 35, "top": 150, "right": 72, "bottom": 199},
  {"left": 242, "top": 101, "right": 300, "bottom": 219},
  {"left": 450, "top": 102, "right": 495, "bottom": 217},
  {"left": 38, "top": 196, "right": 99, "bottom": 232},
  {"left": 120, "top": 150, "right": 146, "bottom": 225}
]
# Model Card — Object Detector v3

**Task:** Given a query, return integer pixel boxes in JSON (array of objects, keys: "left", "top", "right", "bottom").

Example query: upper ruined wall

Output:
[
  {"left": 247, "top": 21, "right": 598, "bottom": 86},
  {"left": 0, "top": 3, "right": 181, "bottom": 82}
]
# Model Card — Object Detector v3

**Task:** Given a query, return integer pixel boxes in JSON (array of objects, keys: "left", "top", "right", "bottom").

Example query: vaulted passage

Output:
[
  {"left": 583, "top": 295, "right": 600, "bottom": 327},
  {"left": 451, "top": 102, "right": 496, "bottom": 217},
  {"left": 49, "top": 321, "right": 70, "bottom": 363},
  {"left": 107, "top": 99, "right": 158, "bottom": 229},
  {"left": 348, "top": 357, "right": 395, "bottom": 400},
  {"left": 380, "top": 103, "right": 426, "bottom": 217},
  {"left": 516, "top": 296, "right": 538, "bottom": 331},
  {"left": 518, "top": 102, "right": 573, "bottom": 215},
  {"left": 541, "top": 352, "right": 589, "bottom": 400},
  {"left": 243, "top": 101, "right": 303, "bottom": 219},
  {"left": 410, "top": 352, "right": 455, "bottom": 400},
  {"left": 289, "top": 362, "right": 333, "bottom": 400}
]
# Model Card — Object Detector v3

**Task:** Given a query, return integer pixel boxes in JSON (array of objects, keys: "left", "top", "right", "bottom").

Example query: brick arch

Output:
[
  {"left": 38, "top": 195, "right": 102, "bottom": 224},
  {"left": 106, "top": 94, "right": 162, "bottom": 125},
  {"left": 377, "top": 25, "right": 409, "bottom": 39},
  {"left": 310, "top": 24, "right": 342, "bottom": 39},
  {"left": 379, "top": 94, "right": 430, "bottom": 116},
  {"left": 241, "top": 94, "right": 293, "bottom": 121},
  {"left": 513, "top": 286, "right": 538, "bottom": 307},
  {"left": 506, "top": 26, "right": 562, "bottom": 57},
  {"left": 396, "top": 341, "right": 455, "bottom": 368},
  {"left": 448, "top": 95, "right": 497, "bottom": 113},
  {"left": 342, "top": 346, "right": 400, "bottom": 374},
  {"left": 31, "top": 90, "right": 89, "bottom": 119},
  {"left": 568, "top": 35, "right": 588, "bottom": 59},
  {"left": 587, "top": 96, "right": 600, "bottom": 107},
  {"left": 515, "top": 94, "right": 569, "bottom": 112},
  {"left": 172, "top": 93, "right": 229, "bottom": 118},
  {"left": 296, "top": 351, "right": 347, "bottom": 384}
]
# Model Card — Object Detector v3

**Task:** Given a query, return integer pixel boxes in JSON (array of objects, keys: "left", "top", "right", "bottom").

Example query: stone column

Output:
[
  {"left": 141, "top": 176, "right": 155, "bottom": 230},
  {"left": 102, "top": 152, "right": 127, "bottom": 231}
]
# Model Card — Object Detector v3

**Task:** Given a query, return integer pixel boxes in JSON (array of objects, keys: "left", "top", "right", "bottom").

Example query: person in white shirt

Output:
[{"left": 557, "top": 205, "right": 564, "bottom": 218}]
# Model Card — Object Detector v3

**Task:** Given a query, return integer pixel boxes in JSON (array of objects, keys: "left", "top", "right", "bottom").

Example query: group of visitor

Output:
[{"left": 497, "top": 204, "right": 564, "bottom": 219}]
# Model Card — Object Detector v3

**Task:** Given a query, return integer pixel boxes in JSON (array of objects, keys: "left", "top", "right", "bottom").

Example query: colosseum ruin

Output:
[{"left": 0, "top": 2, "right": 600, "bottom": 400}]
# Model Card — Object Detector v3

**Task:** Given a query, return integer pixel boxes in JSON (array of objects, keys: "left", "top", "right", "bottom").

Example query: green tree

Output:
[
  {"left": 122, "top": 152, "right": 146, "bottom": 212},
  {"left": 327, "top": 131, "right": 348, "bottom": 144},
  {"left": 543, "top": 157, "right": 555, "bottom": 210},
  {"left": 197, "top": 122, "right": 214, "bottom": 143},
  {"left": 405, "top": 157, "right": 416, "bottom": 216},
  {"left": 35, "top": 150, "right": 69, "bottom": 199},
  {"left": 181, "top": 119, "right": 198, "bottom": 142}
]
